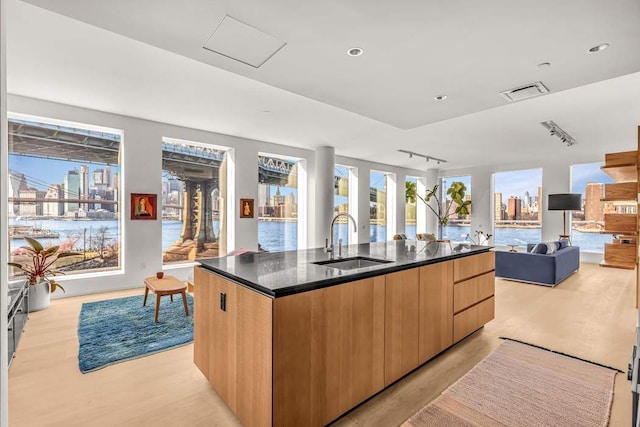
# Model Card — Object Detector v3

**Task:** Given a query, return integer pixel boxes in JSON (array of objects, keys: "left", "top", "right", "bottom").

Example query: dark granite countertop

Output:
[{"left": 197, "top": 241, "right": 493, "bottom": 298}]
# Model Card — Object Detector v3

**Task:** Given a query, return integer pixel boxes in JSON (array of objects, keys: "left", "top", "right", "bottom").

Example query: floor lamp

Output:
[{"left": 548, "top": 193, "right": 582, "bottom": 243}]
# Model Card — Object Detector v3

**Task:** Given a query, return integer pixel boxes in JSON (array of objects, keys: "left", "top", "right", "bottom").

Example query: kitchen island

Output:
[{"left": 194, "top": 241, "right": 495, "bottom": 427}]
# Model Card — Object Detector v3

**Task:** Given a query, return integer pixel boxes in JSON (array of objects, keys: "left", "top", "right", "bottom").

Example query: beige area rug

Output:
[{"left": 404, "top": 340, "right": 617, "bottom": 427}]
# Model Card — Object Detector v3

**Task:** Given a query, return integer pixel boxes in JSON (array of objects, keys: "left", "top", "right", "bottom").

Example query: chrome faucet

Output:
[{"left": 325, "top": 213, "right": 357, "bottom": 258}]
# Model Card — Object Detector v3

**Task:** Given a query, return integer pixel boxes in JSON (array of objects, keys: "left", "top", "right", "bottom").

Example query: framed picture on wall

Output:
[
  {"left": 240, "top": 198, "right": 254, "bottom": 218},
  {"left": 131, "top": 193, "right": 157, "bottom": 220}
]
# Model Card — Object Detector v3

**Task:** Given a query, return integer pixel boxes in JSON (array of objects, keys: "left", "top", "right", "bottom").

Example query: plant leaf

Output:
[
  {"left": 56, "top": 252, "right": 81, "bottom": 258},
  {"left": 24, "top": 237, "right": 44, "bottom": 252},
  {"left": 7, "top": 262, "right": 25, "bottom": 271}
]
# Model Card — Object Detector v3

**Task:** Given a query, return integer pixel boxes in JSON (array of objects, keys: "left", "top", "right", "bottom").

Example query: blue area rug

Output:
[{"left": 78, "top": 293, "right": 194, "bottom": 373}]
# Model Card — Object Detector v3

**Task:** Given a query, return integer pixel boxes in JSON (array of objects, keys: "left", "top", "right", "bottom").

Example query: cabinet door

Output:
[
  {"left": 384, "top": 268, "right": 420, "bottom": 386},
  {"left": 193, "top": 267, "right": 210, "bottom": 378},
  {"left": 419, "top": 261, "right": 453, "bottom": 363},
  {"left": 207, "top": 273, "right": 273, "bottom": 427},
  {"left": 273, "top": 276, "right": 385, "bottom": 426},
  {"left": 208, "top": 274, "right": 238, "bottom": 410}
]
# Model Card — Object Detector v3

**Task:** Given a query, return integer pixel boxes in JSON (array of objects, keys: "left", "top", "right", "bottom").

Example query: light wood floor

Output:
[{"left": 8, "top": 263, "right": 636, "bottom": 426}]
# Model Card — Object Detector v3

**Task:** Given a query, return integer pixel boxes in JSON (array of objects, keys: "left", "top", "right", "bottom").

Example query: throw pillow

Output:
[
  {"left": 559, "top": 239, "right": 569, "bottom": 249},
  {"left": 531, "top": 241, "right": 558, "bottom": 254},
  {"left": 544, "top": 241, "right": 557, "bottom": 254},
  {"left": 531, "top": 243, "right": 548, "bottom": 254}
]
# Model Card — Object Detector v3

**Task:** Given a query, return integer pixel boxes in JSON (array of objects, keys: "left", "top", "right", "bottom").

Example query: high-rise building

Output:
[
  {"left": 8, "top": 171, "right": 28, "bottom": 215},
  {"left": 80, "top": 165, "right": 89, "bottom": 211},
  {"left": 271, "top": 187, "right": 286, "bottom": 207},
  {"left": 585, "top": 183, "right": 605, "bottom": 222},
  {"left": 18, "top": 189, "right": 46, "bottom": 216},
  {"left": 494, "top": 193, "right": 503, "bottom": 221},
  {"left": 64, "top": 170, "right": 80, "bottom": 215},
  {"left": 507, "top": 196, "right": 521, "bottom": 220},
  {"left": 92, "top": 168, "right": 104, "bottom": 187},
  {"left": 43, "top": 184, "right": 64, "bottom": 217},
  {"left": 258, "top": 184, "right": 271, "bottom": 207},
  {"left": 537, "top": 186, "right": 543, "bottom": 221},
  {"left": 523, "top": 191, "right": 530, "bottom": 207},
  {"left": 112, "top": 172, "right": 120, "bottom": 190},
  {"left": 103, "top": 166, "right": 111, "bottom": 188}
]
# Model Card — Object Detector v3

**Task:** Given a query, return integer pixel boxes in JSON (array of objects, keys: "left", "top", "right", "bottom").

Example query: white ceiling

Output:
[{"left": 7, "top": 0, "right": 640, "bottom": 170}]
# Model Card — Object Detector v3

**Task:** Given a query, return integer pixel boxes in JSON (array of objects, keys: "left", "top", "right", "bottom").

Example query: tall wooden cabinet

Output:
[
  {"left": 600, "top": 127, "right": 640, "bottom": 306},
  {"left": 600, "top": 148, "right": 638, "bottom": 270}
]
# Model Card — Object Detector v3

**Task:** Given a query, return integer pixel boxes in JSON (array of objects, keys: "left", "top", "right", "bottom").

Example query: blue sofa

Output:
[{"left": 495, "top": 245, "right": 580, "bottom": 286}]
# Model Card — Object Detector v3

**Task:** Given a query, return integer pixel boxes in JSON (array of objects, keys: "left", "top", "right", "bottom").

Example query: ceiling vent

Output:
[{"left": 499, "top": 81, "right": 549, "bottom": 102}]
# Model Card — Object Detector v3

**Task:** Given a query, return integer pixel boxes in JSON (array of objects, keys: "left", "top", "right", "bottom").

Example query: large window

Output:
[
  {"left": 570, "top": 162, "right": 617, "bottom": 252},
  {"left": 161, "top": 138, "right": 228, "bottom": 264},
  {"left": 493, "top": 168, "right": 542, "bottom": 247},
  {"left": 8, "top": 116, "right": 122, "bottom": 279},
  {"left": 258, "top": 154, "right": 299, "bottom": 252},
  {"left": 440, "top": 175, "right": 471, "bottom": 242},
  {"left": 405, "top": 176, "right": 418, "bottom": 239},
  {"left": 333, "top": 165, "right": 357, "bottom": 245},
  {"left": 370, "top": 170, "right": 391, "bottom": 242}
]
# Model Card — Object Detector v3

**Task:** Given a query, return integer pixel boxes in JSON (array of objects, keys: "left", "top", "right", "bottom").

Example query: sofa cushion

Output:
[{"left": 559, "top": 239, "right": 569, "bottom": 249}]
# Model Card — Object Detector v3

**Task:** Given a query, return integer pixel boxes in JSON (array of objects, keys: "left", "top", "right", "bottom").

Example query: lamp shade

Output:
[{"left": 548, "top": 193, "right": 582, "bottom": 211}]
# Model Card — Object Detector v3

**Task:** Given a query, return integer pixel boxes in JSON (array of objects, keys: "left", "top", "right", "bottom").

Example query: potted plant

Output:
[
  {"left": 8, "top": 237, "right": 79, "bottom": 311},
  {"left": 406, "top": 181, "right": 471, "bottom": 240}
]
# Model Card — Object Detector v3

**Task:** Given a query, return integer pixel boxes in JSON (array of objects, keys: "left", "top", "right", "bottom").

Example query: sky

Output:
[{"left": 9, "top": 154, "right": 119, "bottom": 191}]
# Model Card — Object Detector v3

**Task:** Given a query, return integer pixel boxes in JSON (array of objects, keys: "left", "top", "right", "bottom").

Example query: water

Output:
[
  {"left": 336, "top": 223, "right": 609, "bottom": 253},
  {"left": 258, "top": 221, "right": 298, "bottom": 252},
  {"left": 11, "top": 218, "right": 609, "bottom": 256},
  {"left": 9, "top": 218, "right": 120, "bottom": 251}
]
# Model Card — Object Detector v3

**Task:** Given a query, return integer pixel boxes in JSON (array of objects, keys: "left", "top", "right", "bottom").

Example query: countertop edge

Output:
[{"left": 198, "top": 247, "right": 493, "bottom": 298}]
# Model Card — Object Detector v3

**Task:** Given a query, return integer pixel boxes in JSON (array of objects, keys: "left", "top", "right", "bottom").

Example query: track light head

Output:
[
  {"left": 540, "top": 121, "right": 576, "bottom": 147},
  {"left": 397, "top": 149, "right": 447, "bottom": 164}
]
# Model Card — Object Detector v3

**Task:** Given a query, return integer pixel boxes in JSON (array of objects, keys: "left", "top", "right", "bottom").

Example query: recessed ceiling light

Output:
[
  {"left": 434, "top": 94, "right": 448, "bottom": 101},
  {"left": 536, "top": 62, "right": 551, "bottom": 69},
  {"left": 588, "top": 43, "right": 609, "bottom": 53},
  {"left": 347, "top": 47, "right": 363, "bottom": 57}
]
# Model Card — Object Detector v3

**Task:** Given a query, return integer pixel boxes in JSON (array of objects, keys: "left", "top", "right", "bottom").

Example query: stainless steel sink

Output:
[{"left": 313, "top": 256, "right": 392, "bottom": 270}]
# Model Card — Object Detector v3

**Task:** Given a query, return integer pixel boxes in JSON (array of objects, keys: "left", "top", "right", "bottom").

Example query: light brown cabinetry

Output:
[
  {"left": 600, "top": 143, "right": 639, "bottom": 271},
  {"left": 273, "top": 276, "right": 385, "bottom": 426},
  {"left": 194, "top": 251, "right": 495, "bottom": 426},
  {"left": 193, "top": 266, "right": 210, "bottom": 379},
  {"left": 418, "top": 261, "right": 453, "bottom": 363},
  {"left": 384, "top": 268, "right": 420, "bottom": 385},
  {"left": 452, "top": 252, "right": 495, "bottom": 342},
  {"left": 193, "top": 267, "right": 272, "bottom": 427}
]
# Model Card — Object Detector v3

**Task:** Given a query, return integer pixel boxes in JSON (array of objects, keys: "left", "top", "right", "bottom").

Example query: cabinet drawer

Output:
[
  {"left": 453, "top": 272, "right": 495, "bottom": 314},
  {"left": 453, "top": 296, "right": 495, "bottom": 343},
  {"left": 453, "top": 252, "right": 495, "bottom": 282}
]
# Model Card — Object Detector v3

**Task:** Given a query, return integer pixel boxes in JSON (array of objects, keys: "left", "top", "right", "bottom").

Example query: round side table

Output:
[{"left": 507, "top": 244, "right": 518, "bottom": 252}]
